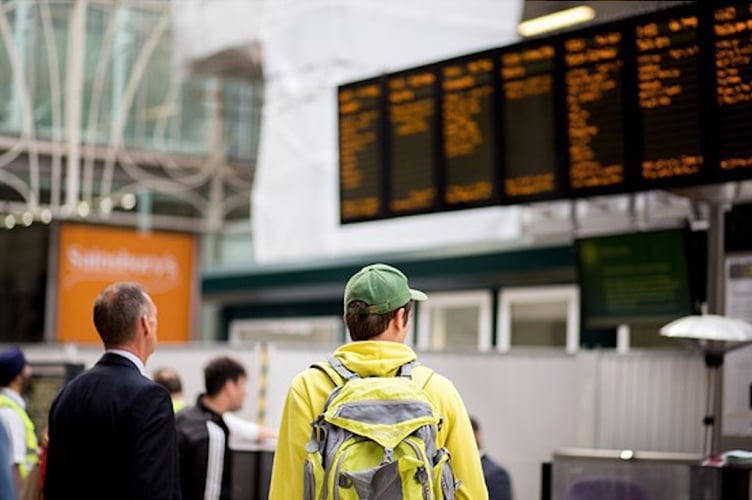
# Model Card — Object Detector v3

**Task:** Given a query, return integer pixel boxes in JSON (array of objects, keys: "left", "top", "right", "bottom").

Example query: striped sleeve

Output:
[{"left": 203, "top": 420, "right": 225, "bottom": 500}]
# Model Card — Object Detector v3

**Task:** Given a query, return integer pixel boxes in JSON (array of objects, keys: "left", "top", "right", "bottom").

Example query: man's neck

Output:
[{"left": 201, "top": 395, "right": 228, "bottom": 415}]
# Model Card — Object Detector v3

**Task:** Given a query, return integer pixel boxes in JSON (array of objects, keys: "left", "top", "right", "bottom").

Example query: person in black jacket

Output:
[
  {"left": 470, "top": 415, "right": 514, "bottom": 500},
  {"left": 176, "top": 356, "right": 248, "bottom": 500},
  {"left": 45, "top": 282, "right": 181, "bottom": 500}
]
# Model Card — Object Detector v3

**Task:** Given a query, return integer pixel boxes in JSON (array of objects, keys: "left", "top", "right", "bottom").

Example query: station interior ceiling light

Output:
[{"left": 519, "top": 1, "right": 693, "bottom": 37}]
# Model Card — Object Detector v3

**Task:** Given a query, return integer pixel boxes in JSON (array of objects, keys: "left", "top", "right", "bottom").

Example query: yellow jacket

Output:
[{"left": 268, "top": 341, "right": 488, "bottom": 500}]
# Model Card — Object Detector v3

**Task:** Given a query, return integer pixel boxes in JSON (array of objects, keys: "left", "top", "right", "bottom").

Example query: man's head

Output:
[
  {"left": 153, "top": 367, "right": 183, "bottom": 396},
  {"left": 469, "top": 415, "right": 481, "bottom": 448},
  {"left": 343, "top": 263, "right": 427, "bottom": 341},
  {"left": 0, "top": 346, "right": 30, "bottom": 392},
  {"left": 204, "top": 357, "right": 247, "bottom": 413},
  {"left": 93, "top": 282, "right": 158, "bottom": 357}
]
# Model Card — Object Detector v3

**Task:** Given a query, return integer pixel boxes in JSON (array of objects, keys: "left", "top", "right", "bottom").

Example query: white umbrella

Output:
[
  {"left": 661, "top": 314, "right": 752, "bottom": 343},
  {"left": 660, "top": 314, "right": 752, "bottom": 459}
]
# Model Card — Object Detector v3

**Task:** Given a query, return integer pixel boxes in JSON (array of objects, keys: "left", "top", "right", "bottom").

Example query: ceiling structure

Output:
[{"left": 0, "top": 0, "right": 259, "bottom": 234}]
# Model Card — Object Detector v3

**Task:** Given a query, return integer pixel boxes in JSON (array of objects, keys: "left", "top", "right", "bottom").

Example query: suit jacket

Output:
[
  {"left": 481, "top": 454, "right": 513, "bottom": 500},
  {"left": 44, "top": 352, "right": 181, "bottom": 500}
]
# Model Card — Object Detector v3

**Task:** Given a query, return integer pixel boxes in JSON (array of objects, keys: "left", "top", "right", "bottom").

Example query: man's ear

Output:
[
  {"left": 394, "top": 307, "right": 408, "bottom": 330},
  {"left": 140, "top": 314, "right": 151, "bottom": 336}
]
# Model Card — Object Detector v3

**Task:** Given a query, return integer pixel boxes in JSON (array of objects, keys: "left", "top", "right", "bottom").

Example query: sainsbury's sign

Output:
[{"left": 56, "top": 224, "right": 196, "bottom": 343}]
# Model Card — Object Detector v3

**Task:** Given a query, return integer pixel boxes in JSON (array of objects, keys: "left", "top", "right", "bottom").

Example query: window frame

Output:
[
  {"left": 497, "top": 285, "right": 580, "bottom": 353},
  {"left": 415, "top": 290, "right": 493, "bottom": 352},
  {"left": 228, "top": 316, "right": 343, "bottom": 347}
]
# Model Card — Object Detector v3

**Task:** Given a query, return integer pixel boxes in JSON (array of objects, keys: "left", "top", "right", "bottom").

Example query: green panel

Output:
[
  {"left": 30, "top": 3, "right": 69, "bottom": 139},
  {"left": 577, "top": 229, "right": 694, "bottom": 328},
  {"left": 81, "top": 4, "right": 115, "bottom": 145}
]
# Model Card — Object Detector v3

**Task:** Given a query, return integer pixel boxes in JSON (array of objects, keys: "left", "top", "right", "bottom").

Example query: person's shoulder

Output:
[
  {"left": 175, "top": 405, "right": 212, "bottom": 438},
  {"left": 0, "top": 407, "right": 20, "bottom": 424},
  {"left": 293, "top": 363, "right": 333, "bottom": 385},
  {"left": 175, "top": 403, "right": 203, "bottom": 421},
  {"left": 416, "top": 366, "right": 456, "bottom": 390},
  {"left": 418, "top": 368, "right": 465, "bottom": 405}
]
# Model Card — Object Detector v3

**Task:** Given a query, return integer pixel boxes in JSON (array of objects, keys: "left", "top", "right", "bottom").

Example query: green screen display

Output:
[{"left": 577, "top": 229, "right": 694, "bottom": 328}]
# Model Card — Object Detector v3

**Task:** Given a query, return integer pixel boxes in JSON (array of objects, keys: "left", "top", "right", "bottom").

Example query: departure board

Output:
[
  {"left": 500, "top": 42, "right": 561, "bottom": 201},
  {"left": 338, "top": 79, "right": 385, "bottom": 223},
  {"left": 387, "top": 67, "right": 439, "bottom": 215},
  {"left": 440, "top": 53, "right": 497, "bottom": 208},
  {"left": 564, "top": 28, "right": 627, "bottom": 194},
  {"left": 635, "top": 7, "right": 704, "bottom": 188},
  {"left": 714, "top": 2, "right": 752, "bottom": 179},
  {"left": 336, "top": 1, "right": 752, "bottom": 224}
]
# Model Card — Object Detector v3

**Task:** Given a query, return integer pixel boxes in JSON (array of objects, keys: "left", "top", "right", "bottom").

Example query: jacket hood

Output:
[{"left": 332, "top": 341, "right": 417, "bottom": 377}]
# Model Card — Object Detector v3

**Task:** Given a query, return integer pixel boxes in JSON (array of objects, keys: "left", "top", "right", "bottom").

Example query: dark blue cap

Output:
[{"left": 0, "top": 347, "right": 26, "bottom": 386}]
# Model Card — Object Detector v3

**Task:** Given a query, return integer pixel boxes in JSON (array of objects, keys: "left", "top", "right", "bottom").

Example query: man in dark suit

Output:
[
  {"left": 470, "top": 415, "right": 513, "bottom": 500},
  {"left": 44, "top": 282, "right": 181, "bottom": 500}
]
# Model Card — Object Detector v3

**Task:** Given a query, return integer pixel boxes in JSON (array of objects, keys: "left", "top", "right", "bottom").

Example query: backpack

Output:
[{"left": 303, "top": 356, "right": 459, "bottom": 500}]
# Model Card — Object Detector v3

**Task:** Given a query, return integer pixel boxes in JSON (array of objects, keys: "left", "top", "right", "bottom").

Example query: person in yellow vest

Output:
[{"left": 0, "top": 346, "right": 38, "bottom": 493}]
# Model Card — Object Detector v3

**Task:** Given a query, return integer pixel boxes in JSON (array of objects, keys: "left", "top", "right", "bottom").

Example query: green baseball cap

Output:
[{"left": 344, "top": 263, "right": 427, "bottom": 314}]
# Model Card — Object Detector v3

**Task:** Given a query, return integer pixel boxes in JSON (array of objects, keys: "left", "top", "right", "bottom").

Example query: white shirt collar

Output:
[
  {"left": 107, "top": 349, "right": 147, "bottom": 376},
  {"left": 0, "top": 388, "right": 25, "bottom": 409}
]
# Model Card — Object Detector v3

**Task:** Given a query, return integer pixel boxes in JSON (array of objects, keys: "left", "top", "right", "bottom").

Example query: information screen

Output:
[
  {"left": 635, "top": 6, "right": 705, "bottom": 189},
  {"left": 714, "top": 2, "right": 752, "bottom": 179},
  {"left": 338, "top": 79, "right": 385, "bottom": 223},
  {"left": 564, "top": 28, "right": 627, "bottom": 195},
  {"left": 577, "top": 229, "right": 695, "bottom": 328},
  {"left": 336, "top": 2, "right": 752, "bottom": 224},
  {"left": 386, "top": 67, "right": 439, "bottom": 216},
  {"left": 440, "top": 53, "right": 497, "bottom": 208},
  {"left": 500, "top": 42, "right": 562, "bottom": 202}
]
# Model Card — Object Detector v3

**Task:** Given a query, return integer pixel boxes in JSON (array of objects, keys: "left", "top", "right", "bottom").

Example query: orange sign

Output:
[{"left": 56, "top": 223, "right": 196, "bottom": 343}]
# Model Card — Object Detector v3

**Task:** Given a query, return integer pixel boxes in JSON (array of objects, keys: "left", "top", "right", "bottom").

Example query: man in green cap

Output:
[{"left": 269, "top": 263, "right": 488, "bottom": 500}]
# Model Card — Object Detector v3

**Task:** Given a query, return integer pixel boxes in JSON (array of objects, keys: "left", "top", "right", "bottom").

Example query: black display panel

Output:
[
  {"left": 564, "top": 27, "right": 628, "bottom": 196},
  {"left": 634, "top": 5, "right": 706, "bottom": 189},
  {"left": 338, "top": 78, "right": 385, "bottom": 223},
  {"left": 336, "top": 2, "right": 752, "bottom": 224},
  {"left": 499, "top": 41, "right": 563, "bottom": 202},
  {"left": 440, "top": 52, "right": 498, "bottom": 209},
  {"left": 386, "top": 66, "right": 440, "bottom": 216},
  {"left": 713, "top": 2, "right": 752, "bottom": 180},
  {"left": 576, "top": 229, "right": 696, "bottom": 328}
]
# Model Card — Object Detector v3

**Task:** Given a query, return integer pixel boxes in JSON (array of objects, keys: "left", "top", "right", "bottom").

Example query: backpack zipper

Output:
[{"left": 405, "top": 436, "right": 432, "bottom": 500}]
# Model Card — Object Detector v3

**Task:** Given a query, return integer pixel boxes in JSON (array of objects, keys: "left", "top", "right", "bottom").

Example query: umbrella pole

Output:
[
  {"left": 705, "top": 200, "right": 727, "bottom": 459},
  {"left": 704, "top": 352, "right": 724, "bottom": 461}
]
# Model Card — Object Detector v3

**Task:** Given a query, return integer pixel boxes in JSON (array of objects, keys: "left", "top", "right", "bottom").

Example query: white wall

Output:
[
  {"left": 23, "top": 343, "right": 706, "bottom": 500},
  {"left": 253, "top": 0, "right": 524, "bottom": 263}
]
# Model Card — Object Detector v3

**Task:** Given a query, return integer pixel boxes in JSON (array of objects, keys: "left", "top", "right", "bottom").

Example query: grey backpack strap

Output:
[
  {"left": 311, "top": 362, "right": 341, "bottom": 387},
  {"left": 326, "top": 355, "right": 360, "bottom": 381},
  {"left": 397, "top": 360, "right": 419, "bottom": 378}
]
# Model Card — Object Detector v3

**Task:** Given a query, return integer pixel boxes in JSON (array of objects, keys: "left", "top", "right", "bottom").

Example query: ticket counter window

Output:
[
  {"left": 510, "top": 301, "right": 568, "bottom": 347},
  {"left": 416, "top": 291, "right": 492, "bottom": 351},
  {"left": 498, "top": 285, "right": 579, "bottom": 352}
]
